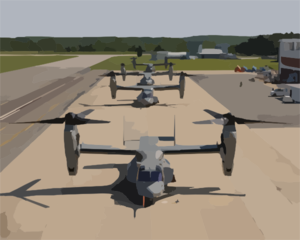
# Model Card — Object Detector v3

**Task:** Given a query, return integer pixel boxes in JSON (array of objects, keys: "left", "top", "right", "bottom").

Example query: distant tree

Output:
[
  {"left": 228, "top": 45, "right": 236, "bottom": 54},
  {"left": 71, "top": 46, "right": 77, "bottom": 52},
  {"left": 0, "top": 38, "right": 13, "bottom": 51},
  {"left": 93, "top": 40, "right": 105, "bottom": 51},
  {"left": 235, "top": 35, "right": 276, "bottom": 56},
  {"left": 37, "top": 38, "right": 57, "bottom": 51},
  {"left": 10, "top": 40, "right": 30, "bottom": 51},
  {"left": 65, "top": 47, "right": 71, "bottom": 52},
  {"left": 104, "top": 38, "right": 129, "bottom": 52},
  {"left": 56, "top": 44, "right": 66, "bottom": 52},
  {"left": 28, "top": 40, "right": 41, "bottom": 51},
  {"left": 136, "top": 46, "right": 143, "bottom": 57},
  {"left": 202, "top": 41, "right": 216, "bottom": 49},
  {"left": 78, "top": 44, "right": 95, "bottom": 51},
  {"left": 154, "top": 45, "right": 165, "bottom": 51},
  {"left": 145, "top": 43, "right": 156, "bottom": 51},
  {"left": 128, "top": 45, "right": 136, "bottom": 51},
  {"left": 186, "top": 41, "right": 202, "bottom": 55},
  {"left": 117, "top": 38, "right": 130, "bottom": 51},
  {"left": 104, "top": 47, "right": 115, "bottom": 51},
  {"left": 175, "top": 40, "right": 189, "bottom": 51}
]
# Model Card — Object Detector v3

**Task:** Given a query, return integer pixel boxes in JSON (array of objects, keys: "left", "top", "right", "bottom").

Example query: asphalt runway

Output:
[
  {"left": 0, "top": 55, "right": 115, "bottom": 104},
  {"left": 0, "top": 72, "right": 299, "bottom": 239},
  {"left": 0, "top": 55, "right": 115, "bottom": 171}
]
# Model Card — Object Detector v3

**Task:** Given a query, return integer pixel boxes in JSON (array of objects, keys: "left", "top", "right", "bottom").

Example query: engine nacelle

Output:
[
  {"left": 121, "top": 64, "right": 126, "bottom": 81},
  {"left": 64, "top": 125, "right": 80, "bottom": 176},
  {"left": 110, "top": 76, "right": 117, "bottom": 99},
  {"left": 219, "top": 125, "right": 236, "bottom": 176},
  {"left": 169, "top": 65, "right": 173, "bottom": 81},
  {"left": 179, "top": 75, "right": 185, "bottom": 99}
]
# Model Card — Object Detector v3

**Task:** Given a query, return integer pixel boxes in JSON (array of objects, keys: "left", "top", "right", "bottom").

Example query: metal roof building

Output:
[{"left": 197, "top": 49, "right": 225, "bottom": 59}]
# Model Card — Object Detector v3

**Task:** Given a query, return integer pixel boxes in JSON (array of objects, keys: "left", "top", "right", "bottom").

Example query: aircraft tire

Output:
[{"left": 143, "top": 196, "right": 154, "bottom": 208}]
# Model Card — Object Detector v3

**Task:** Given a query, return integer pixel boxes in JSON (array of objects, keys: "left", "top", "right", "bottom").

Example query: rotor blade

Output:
[
  {"left": 152, "top": 63, "right": 166, "bottom": 66},
  {"left": 183, "top": 73, "right": 196, "bottom": 76},
  {"left": 80, "top": 103, "right": 132, "bottom": 107},
  {"left": 193, "top": 120, "right": 214, "bottom": 125},
  {"left": 126, "top": 72, "right": 140, "bottom": 76},
  {"left": 77, "top": 109, "right": 94, "bottom": 118},
  {"left": 193, "top": 118, "right": 225, "bottom": 125},
  {"left": 100, "top": 71, "right": 140, "bottom": 76},
  {"left": 99, "top": 71, "right": 117, "bottom": 77},
  {"left": 204, "top": 109, "right": 224, "bottom": 119},
  {"left": 85, "top": 119, "right": 110, "bottom": 124},
  {"left": 174, "top": 72, "right": 195, "bottom": 76},
  {"left": 13, "top": 118, "right": 65, "bottom": 124},
  {"left": 234, "top": 117, "right": 286, "bottom": 125}
]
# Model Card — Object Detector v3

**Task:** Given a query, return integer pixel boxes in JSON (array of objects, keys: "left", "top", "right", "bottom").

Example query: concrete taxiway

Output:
[{"left": 0, "top": 71, "right": 299, "bottom": 239}]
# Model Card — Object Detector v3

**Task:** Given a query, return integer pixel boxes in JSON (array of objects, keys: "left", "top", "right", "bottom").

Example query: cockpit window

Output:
[
  {"left": 142, "top": 91, "right": 153, "bottom": 98},
  {"left": 138, "top": 171, "right": 162, "bottom": 182}
]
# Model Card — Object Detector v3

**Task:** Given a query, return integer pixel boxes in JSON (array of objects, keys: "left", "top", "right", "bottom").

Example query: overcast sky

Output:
[{"left": 0, "top": 0, "right": 299, "bottom": 38}]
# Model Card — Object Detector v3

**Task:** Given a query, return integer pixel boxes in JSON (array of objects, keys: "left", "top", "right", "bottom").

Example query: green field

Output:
[
  {"left": 0, "top": 56, "right": 77, "bottom": 73},
  {"left": 0, "top": 51, "right": 137, "bottom": 55},
  {"left": 90, "top": 56, "right": 279, "bottom": 71}
]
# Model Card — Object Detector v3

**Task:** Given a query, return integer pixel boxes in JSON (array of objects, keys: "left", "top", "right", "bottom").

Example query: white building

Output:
[
  {"left": 276, "top": 39, "right": 300, "bottom": 103},
  {"left": 197, "top": 49, "right": 225, "bottom": 59},
  {"left": 156, "top": 51, "right": 190, "bottom": 60},
  {"left": 278, "top": 39, "right": 300, "bottom": 83}
]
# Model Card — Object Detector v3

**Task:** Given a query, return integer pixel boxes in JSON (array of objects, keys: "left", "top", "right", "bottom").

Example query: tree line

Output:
[
  {"left": 0, "top": 37, "right": 188, "bottom": 53},
  {"left": 1, "top": 38, "right": 59, "bottom": 52},
  {"left": 1, "top": 33, "right": 299, "bottom": 56},
  {"left": 228, "top": 32, "right": 300, "bottom": 56}
]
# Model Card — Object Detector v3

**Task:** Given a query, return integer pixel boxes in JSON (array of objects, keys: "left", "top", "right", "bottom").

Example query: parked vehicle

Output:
[{"left": 270, "top": 88, "right": 286, "bottom": 96}]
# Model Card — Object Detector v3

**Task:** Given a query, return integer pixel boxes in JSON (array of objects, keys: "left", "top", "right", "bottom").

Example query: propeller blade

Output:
[
  {"left": 126, "top": 72, "right": 140, "bottom": 76},
  {"left": 174, "top": 72, "right": 195, "bottom": 76},
  {"left": 12, "top": 110, "right": 109, "bottom": 126},
  {"left": 183, "top": 73, "right": 195, "bottom": 76},
  {"left": 13, "top": 118, "right": 66, "bottom": 124},
  {"left": 84, "top": 119, "right": 110, "bottom": 124},
  {"left": 193, "top": 120, "right": 214, "bottom": 125},
  {"left": 193, "top": 118, "right": 225, "bottom": 125},
  {"left": 77, "top": 109, "right": 94, "bottom": 118},
  {"left": 234, "top": 117, "right": 286, "bottom": 125},
  {"left": 67, "top": 115, "right": 110, "bottom": 125},
  {"left": 99, "top": 71, "right": 117, "bottom": 77},
  {"left": 204, "top": 109, "right": 224, "bottom": 119}
]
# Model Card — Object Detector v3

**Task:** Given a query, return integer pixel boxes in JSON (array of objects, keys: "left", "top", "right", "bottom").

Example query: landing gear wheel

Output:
[
  {"left": 171, "top": 174, "right": 176, "bottom": 182},
  {"left": 110, "top": 77, "right": 117, "bottom": 99},
  {"left": 179, "top": 78, "right": 185, "bottom": 99},
  {"left": 142, "top": 196, "right": 154, "bottom": 208},
  {"left": 169, "top": 66, "right": 173, "bottom": 81}
]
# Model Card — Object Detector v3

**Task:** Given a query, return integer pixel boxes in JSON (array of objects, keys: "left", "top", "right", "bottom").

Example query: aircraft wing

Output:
[
  {"left": 116, "top": 85, "right": 145, "bottom": 91},
  {"left": 152, "top": 71, "right": 170, "bottom": 76},
  {"left": 116, "top": 85, "right": 179, "bottom": 91},
  {"left": 152, "top": 85, "right": 180, "bottom": 91},
  {"left": 80, "top": 143, "right": 136, "bottom": 155},
  {"left": 153, "top": 63, "right": 166, "bottom": 66},
  {"left": 125, "top": 72, "right": 142, "bottom": 76},
  {"left": 160, "top": 144, "right": 220, "bottom": 154}
]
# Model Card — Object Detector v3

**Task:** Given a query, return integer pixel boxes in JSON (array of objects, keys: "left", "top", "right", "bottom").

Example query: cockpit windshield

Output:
[
  {"left": 142, "top": 91, "right": 153, "bottom": 98},
  {"left": 138, "top": 171, "right": 162, "bottom": 182}
]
